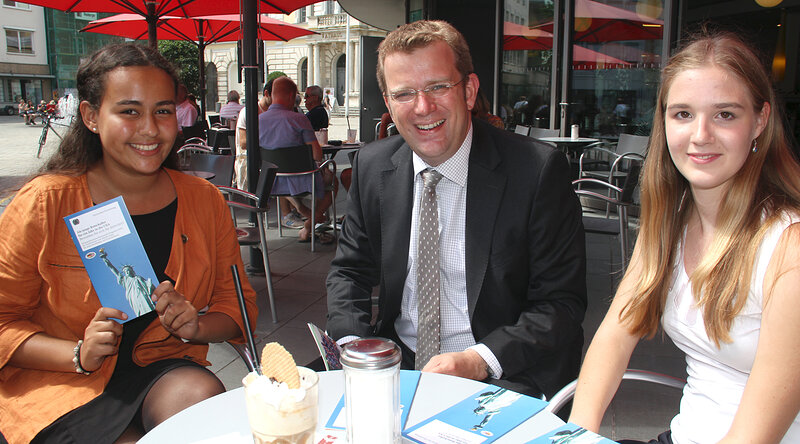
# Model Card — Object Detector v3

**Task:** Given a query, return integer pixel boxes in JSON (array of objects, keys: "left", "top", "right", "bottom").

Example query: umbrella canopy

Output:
[
  {"left": 503, "top": 21, "right": 553, "bottom": 51},
  {"left": 82, "top": 13, "right": 315, "bottom": 44},
  {"left": 532, "top": 0, "right": 663, "bottom": 43},
  {"left": 503, "top": 22, "right": 632, "bottom": 69},
  {"left": 19, "top": 0, "right": 318, "bottom": 47},
  {"left": 81, "top": 13, "right": 316, "bottom": 119},
  {"left": 572, "top": 45, "right": 631, "bottom": 69}
]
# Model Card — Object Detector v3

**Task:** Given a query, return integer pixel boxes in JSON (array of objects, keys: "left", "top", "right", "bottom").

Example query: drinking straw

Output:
[{"left": 231, "top": 264, "right": 261, "bottom": 375}]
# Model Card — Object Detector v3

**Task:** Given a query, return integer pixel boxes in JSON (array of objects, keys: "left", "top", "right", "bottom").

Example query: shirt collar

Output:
[
  {"left": 269, "top": 103, "right": 291, "bottom": 111},
  {"left": 412, "top": 122, "right": 472, "bottom": 188}
]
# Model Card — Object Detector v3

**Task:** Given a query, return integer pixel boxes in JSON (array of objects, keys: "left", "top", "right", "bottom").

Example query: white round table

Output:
[{"left": 139, "top": 371, "right": 565, "bottom": 443}]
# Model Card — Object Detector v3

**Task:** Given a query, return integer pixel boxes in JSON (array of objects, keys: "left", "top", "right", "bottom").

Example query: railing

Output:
[{"left": 315, "top": 13, "right": 348, "bottom": 27}]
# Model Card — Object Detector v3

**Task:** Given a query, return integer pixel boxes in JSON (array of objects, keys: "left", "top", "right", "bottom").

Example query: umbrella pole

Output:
[
  {"left": 146, "top": 1, "right": 157, "bottom": 49},
  {"left": 243, "top": 0, "right": 263, "bottom": 271},
  {"left": 199, "top": 35, "right": 207, "bottom": 122}
]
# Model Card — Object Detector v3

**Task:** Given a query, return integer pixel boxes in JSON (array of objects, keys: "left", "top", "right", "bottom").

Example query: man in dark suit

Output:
[{"left": 326, "top": 20, "right": 586, "bottom": 398}]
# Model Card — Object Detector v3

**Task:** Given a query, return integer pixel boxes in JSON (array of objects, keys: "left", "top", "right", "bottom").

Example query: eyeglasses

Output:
[{"left": 385, "top": 77, "right": 466, "bottom": 104}]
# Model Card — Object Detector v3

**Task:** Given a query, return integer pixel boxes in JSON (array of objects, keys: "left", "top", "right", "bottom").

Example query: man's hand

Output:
[
  {"left": 152, "top": 281, "right": 199, "bottom": 341},
  {"left": 421, "top": 349, "right": 489, "bottom": 381}
]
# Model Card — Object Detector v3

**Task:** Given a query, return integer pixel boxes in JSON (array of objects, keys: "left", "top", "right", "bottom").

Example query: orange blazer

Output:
[{"left": 0, "top": 169, "right": 257, "bottom": 443}]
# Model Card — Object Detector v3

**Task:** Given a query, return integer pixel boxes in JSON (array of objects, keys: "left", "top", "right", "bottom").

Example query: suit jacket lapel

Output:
[
  {"left": 465, "top": 122, "right": 506, "bottom": 319},
  {"left": 380, "top": 144, "right": 414, "bottom": 323}
]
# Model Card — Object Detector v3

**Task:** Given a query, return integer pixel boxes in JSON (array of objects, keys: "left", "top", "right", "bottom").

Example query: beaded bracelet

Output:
[{"left": 72, "top": 340, "right": 92, "bottom": 375}]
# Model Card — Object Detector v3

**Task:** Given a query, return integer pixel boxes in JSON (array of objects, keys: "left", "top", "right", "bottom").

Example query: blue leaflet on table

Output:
[
  {"left": 64, "top": 196, "right": 158, "bottom": 323},
  {"left": 403, "top": 385, "right": 547, "bottom": 444},
  {"left": 525, "top": 423, "right": 619, "bottom": 444},
  {"left": 324, "top": 370, "right": 422, "bottom": 431}
]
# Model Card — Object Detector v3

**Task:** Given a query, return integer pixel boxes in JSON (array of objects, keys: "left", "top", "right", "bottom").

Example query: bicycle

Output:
[{"left": 36, "top": 112, "right": 71, "bottom": 158}]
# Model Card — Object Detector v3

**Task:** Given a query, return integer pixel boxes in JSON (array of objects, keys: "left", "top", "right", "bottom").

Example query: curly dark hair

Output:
[{"left": 42, "top": 43, "right": 180, "bottom": 175}]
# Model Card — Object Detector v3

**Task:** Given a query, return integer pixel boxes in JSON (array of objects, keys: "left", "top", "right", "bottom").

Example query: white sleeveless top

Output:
[{"left": 662, "top": 213, "right": 800, "bottom": 444}]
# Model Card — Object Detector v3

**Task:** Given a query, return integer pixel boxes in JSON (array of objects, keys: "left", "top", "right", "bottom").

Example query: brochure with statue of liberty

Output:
[
  {"left": 64, "top": 196, "right": 157, "bottom": 323},
  {"left": 403, "top": 384, "right": 548, "bottom": 444}
]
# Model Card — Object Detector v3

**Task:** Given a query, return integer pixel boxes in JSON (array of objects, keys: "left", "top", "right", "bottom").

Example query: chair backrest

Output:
[
  {"left": 253, "top": 161, "right": 278, "bottom": 208},
  {"left": 207, "top": 114, "right": 221, "bottom": 127},
  {"left": 260, "top": 145, "right": 316, "bottom": 174},
  {"left": 620, "top": 160, "right": 642, "bottom": 204},
  {"left": 182, "top": 121, "right": 208, "bottom": 140},
  {"left": 188, "top": 153, "right": 235, "bottom": 187},
  {"left": 514, "top": 125, "right": 530, "bottom": 136},
  {"left": 529, "top": 127, "right": 559, "bottom": 139},
  {"left": 617, "top": 133, "right": 649, "bottom": 156}
]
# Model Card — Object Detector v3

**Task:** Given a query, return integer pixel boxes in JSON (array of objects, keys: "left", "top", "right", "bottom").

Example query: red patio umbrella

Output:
[
  {"left": 503, "top": 22, "right": 632, "bottom": 69},
  {"left": 503, "top": 21, "right": 553, "bottom": 51},
  {"left": 532, "top": 0, "right": 663, "bottom": 43},
  {"left": 81, "top": 13, "right": 316, "bottom": 119},
  {"left": 19, "top": 0, "right": 318, "bottom": 47}
]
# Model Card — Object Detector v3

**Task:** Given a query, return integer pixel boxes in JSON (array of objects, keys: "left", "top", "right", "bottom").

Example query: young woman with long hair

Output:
[
  {"left": 0, "top": 43, "right": 257, "bottom": 444},
  {"left": 569, "top": 32, "right": 800, "bottom": 444}
]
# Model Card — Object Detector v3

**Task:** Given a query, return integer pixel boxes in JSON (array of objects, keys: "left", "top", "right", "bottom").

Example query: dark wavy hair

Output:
[{"left": 41, "top": 43, "right": 180, "bottom": 175}]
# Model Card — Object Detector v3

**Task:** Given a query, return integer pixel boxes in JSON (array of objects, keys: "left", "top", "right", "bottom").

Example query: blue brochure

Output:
[
  {"left": 325, "top": 370, "right": 422, "bottom": 431},
  {"left": 403, "top": 385, "right": 547, "bottom": 443},
  {"left": 64, "top": 196, "right": 158, "bottom": 322},
  {"left": 525, "top": 423, "right": 619, "bottom": 443}
]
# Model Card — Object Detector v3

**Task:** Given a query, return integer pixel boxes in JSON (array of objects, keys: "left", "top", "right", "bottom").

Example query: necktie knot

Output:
[{"left": 421, "top": 168, "right": 443, "bottom": 189}]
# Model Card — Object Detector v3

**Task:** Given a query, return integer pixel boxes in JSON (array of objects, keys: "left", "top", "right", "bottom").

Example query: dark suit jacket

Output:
[{"left": 326, "top": 119, "right": 587, "bottom": 398}]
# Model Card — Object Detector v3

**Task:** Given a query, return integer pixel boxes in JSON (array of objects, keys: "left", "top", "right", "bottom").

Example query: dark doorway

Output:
[
  {"left": 336, "top": 54, "right": 346, "bottom": 107},
  {"left": 205, "top": 63, "right": 218, "bottom": 112},
  {"left": 359, "top": 36, "right": 385, "bottom": 142},
  {"left": 300, "top": 58, "right": 308, "bottom": 91}
]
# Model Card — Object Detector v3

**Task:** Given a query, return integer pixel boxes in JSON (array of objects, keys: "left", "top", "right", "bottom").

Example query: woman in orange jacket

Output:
[{"left": 0, "top": 43, "right": 257, "bottom": 444}]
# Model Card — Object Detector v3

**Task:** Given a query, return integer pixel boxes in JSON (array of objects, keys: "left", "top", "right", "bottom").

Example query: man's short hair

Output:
[
  {"left": 306, "top": 85, "right": 323, "bottom": 99},
  {"left": 227, "top": 90, "right": 240, "bottom": 102},
  {"left": 264, "top": 75, "right": 283, "bottom": 96},
  {"left": 376, "top": 20, "right": 473, "bottom": 94}
]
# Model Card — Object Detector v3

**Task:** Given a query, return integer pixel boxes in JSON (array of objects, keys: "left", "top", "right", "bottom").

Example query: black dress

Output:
[{"left": 31, "top": 199, "right": 211, "bottom": 444}]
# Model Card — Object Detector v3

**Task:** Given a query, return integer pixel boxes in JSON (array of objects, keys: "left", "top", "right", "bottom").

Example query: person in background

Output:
[
  {"left": 18, "top": 99, "right": 26, "bottom": 122},
  {"left": 219, "top": 90, "right": 244, "bottom": 123},
  {"left": 569, "top": 32, "right": 800, "bottom": 444},
  {"left": 472, "top": 89, "right": 504, "bottom": 129},
  {"left": 175, "top": 84, "right": 198, "bottom": 132},
  {"left": 0, "top": 42, "right": 257, "bottom": 444},
  {"left": 304, "top": 85, "right": 329, "bottom": 131},
  {"left": 326, "top": 20, "right": 586, "bottom": 398},
  {"left": 259, "top": 76, "right": 337, "bottom": 243},
  {"left": 234, "top": 80, "right": 274, "bottom": 190}
]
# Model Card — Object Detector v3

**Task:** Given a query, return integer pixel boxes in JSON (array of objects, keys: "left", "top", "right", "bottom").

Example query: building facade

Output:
[
  {"left": 0, "top": 1, "right": 51, "bottom": 114},
  {"left": 205, "top": 1, "right": 386, "bottom": 115},
  {"left": 42, "top": 10, "right": 121, "bottom": 94}
]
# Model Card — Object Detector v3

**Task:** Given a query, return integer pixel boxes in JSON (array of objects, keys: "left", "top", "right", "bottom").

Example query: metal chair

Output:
[
  {"left": 260, "top": 145, "right": 337, "bottom": 252},
  {"left": 218, "top": 161, "right": 279, "bottom": 323},
  {"left": 176, "top": 143, "right": 214, "bottom": 170},
  {"left": 573, "top": 161, "right": 641, "bottom": 271},
  {"left": 187, "top": 152, "right": 235, "bottom": 187},
  {"left": 528, "top": 127, "right": 559, "bottom": 139},
  {"left": 545, "top": 369, "right": 685, "bottom": 414},
  {"left": 579, "top": 133, "right": 649, "bottom": 184},
  {"left": 227, "top": 341, "right": 257, "bottom": 372}
]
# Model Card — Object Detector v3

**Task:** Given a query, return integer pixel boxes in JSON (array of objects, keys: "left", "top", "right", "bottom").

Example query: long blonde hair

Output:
[{"left": 620, "top": 32, "right": 800, "bottom": 346}]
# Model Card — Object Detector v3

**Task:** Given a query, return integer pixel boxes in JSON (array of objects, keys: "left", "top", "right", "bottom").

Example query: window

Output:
[
  {"left": 2, "top": 1, "right": 31, "bottom": 9},
  {"left": 325, "top": 0, "right": 334, "bottom": 15},
  {"left": 74, "top": 12, "right": 97, "bottom": 20},
  {"left": 6, "top": 29, "right": 33, "bottom": 54},
  {"left": 296, "top": 7, "right": 307, "bottom": 23}
]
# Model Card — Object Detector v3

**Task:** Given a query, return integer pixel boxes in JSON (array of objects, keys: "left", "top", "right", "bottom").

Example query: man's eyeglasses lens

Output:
[{"left": 388, "top": 78, "right": 465, "bottom": 103}]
